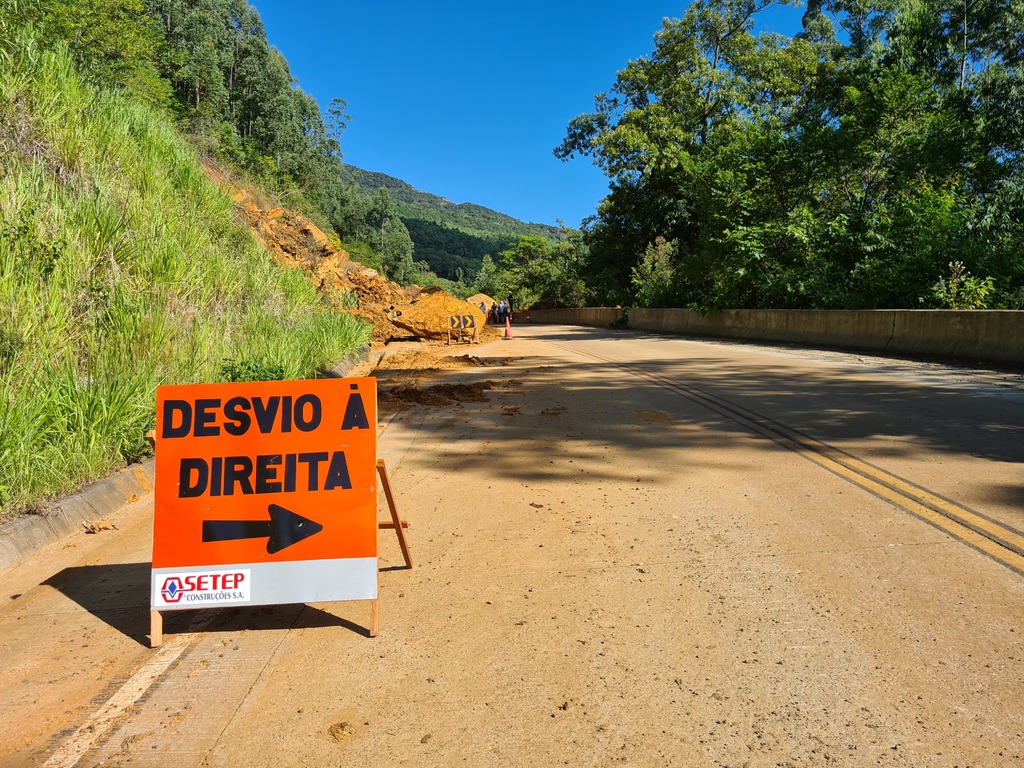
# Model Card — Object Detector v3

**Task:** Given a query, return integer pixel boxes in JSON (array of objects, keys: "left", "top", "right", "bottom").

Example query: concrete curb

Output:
[
  {"left": 319, "top": 346, "right": 373, "bottom": 378},
  {"left": 0, "top": 459, "right": 156, "bottom": 575}
]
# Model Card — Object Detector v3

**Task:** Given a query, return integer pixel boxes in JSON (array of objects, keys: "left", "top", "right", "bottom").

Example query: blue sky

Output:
[{"left": 252, "top": 1, "right": 804, "bottom": 227}]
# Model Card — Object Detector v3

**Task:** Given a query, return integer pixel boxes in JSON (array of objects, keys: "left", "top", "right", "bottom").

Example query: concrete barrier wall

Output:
[
  {"left": 518, "top": 307, "right": 622, "bottom": 327},
  {"left": 519, "top": 308, "right": 1024, "bottom": 365}
]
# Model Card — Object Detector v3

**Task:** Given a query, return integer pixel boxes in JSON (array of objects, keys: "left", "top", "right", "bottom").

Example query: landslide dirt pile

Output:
[
  {"left": 389, "top": 287, "right": 488, "bottom": 341},
  {"left": 204, "top": 163, "right": 496, "bottom": 345},
  {"left": 466, "top": 293, "right": 495, "bottom": 312}
]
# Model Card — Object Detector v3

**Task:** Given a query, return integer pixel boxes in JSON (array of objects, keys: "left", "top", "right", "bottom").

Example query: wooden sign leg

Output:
[
  {"left": 376, "top": 460, "right": 412, "bottom": 568},
  {"left": 150, "top": 610, "right": 163, "bottom": 648},
  {"left": 370, "top": 600, "right": 379, "bottom": 637}
]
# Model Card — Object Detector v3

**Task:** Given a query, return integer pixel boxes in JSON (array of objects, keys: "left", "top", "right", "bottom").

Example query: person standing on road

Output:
[{"left": 507, "top": 292, "right": 514, "bottom": 322}]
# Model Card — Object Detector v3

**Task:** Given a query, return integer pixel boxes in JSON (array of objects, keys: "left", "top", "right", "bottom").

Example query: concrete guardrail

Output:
[{"left": 517, "top": 308, "right": 1024, "bottom": 366}]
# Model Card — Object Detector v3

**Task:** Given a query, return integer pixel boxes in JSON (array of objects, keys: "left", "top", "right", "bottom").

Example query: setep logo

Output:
[
  {"left": 160, "top": 577, "right": 185, "bottom": 603},
  {"left": 155, "top": 570, "right": 251, "bottom": 607}
]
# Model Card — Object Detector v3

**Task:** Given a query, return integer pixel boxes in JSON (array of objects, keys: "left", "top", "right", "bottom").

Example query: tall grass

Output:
[{"left": 0, "top": 33, "right": 370, "bottom": 517}]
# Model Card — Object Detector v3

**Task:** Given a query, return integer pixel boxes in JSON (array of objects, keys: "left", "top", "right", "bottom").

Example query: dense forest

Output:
[
  {"left": 6, "top": 0, "right": 1020, "bottom": 315},
  {"left": 556, "top": 0, "right": 1024, "bottom": 310}
]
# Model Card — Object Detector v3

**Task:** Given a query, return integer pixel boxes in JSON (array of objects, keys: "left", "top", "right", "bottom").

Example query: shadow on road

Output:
[
  {"left": 44, "top": 562, "right": 152, "bottom": 644},
  {"left": 44, "top": 563, "right": 375, "bottom": 646},
  {"left": 372, "top": 327, "right": 1024, "bottom": 530}
]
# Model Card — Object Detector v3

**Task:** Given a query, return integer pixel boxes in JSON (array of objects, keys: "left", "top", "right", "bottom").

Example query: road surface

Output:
[{"left": 2, "top": 324, "right": 1022, "bottom": 767}]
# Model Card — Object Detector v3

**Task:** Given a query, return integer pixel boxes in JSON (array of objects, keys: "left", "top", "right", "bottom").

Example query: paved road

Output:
[{"left": 2, "top": 325, "right": 1022, "bottom": 767}]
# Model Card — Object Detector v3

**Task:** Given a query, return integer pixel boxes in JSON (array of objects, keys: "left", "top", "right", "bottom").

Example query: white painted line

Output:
[{"left": 42, "top": 614, "right": 213, "bottom": 768}]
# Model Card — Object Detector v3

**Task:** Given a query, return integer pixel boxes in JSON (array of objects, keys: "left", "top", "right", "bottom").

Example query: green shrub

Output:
[
  {"left": 930, "top": 261, "right": 996, "bottom": 309},
  {"left": 609, "top": 307, "right": 630, "bottom": 329},
  {"left": 220, "top": 359, "right": 286, "bottom": 382}
]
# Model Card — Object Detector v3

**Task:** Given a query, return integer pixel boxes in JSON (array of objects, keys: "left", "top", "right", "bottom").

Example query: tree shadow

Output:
[{"left": 373, "top": 327, "right": 1024, "bottom": 526}]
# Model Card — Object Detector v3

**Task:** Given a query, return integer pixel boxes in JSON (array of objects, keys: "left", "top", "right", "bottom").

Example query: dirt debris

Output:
[
  {"left": 372, "top": 349, "right": 511, "bottom": 374},
  {"left": 465, "top": 293, "right": 495, "bottom": 310},
  {"left": 200, "top": 167, "right": 522, "bottom": 415},
  {"left": 350, "top": 344, "right": 515, "bottom": 410},
  {"left": 327, "top": 722, "right": 355, "bottom": 743},
  {"left": 378, "top": 381, "right": 496, "bottom": 408},
  {"left": 82, "top": 518, "right": 117, "bottom": 533},
  {"left": 435, "top": 354, "right": 512, "bottom": 368},
  {"left": 388, "top": 287, "right": 487, "bottom": 342}
]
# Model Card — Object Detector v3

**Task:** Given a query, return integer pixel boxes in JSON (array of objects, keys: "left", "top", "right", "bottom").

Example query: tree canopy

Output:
[{"left": 557, "top": 0, "right": 1024, "bottom": 310}]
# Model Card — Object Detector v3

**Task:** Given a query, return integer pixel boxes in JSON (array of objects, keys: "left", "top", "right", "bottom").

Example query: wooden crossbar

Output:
[{"left": 377, "top": 459, "right": 412, "bottom": 569}]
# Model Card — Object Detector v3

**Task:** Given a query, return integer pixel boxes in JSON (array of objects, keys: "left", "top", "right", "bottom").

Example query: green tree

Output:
[
  {"left": 368, "top": 188, "right": 397, "bottom": 255},
  {"left": 497, "top": 235, "right": 587, "bottom": 308},
  {"left": 631, "top": 238, "right": 676, "bottom": 307},
  {"left": 325, "top": 97, "right": 349, "bottom": 158},
  {"left": 383, "top": 222, "right": 415, "bottom": 284},
  {"left": 472, "top": 254, "right": 502, "bottom": 297},
  {"left": 366, "top": 188, "right": 414, "bottom": 282},
  {"left": 499, "top": 235, "right": 552, "bottom": 270},
  {"left": 557, "top": 0, "right": 1023, "bottom": 309},
  {"left": 146, "top": 0, "right": 366, "bottom": 247},
  {"left": 4, "top": 0, "right": 173, "bottom": 105}
]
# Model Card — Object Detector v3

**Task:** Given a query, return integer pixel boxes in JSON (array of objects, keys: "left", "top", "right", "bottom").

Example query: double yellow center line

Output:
[{"left": 552, "top": 341, "right": 1024, "bottom": 576}]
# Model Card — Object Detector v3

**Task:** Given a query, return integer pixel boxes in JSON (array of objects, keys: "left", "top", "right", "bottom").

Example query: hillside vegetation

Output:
[
  {"left": 0, "top": 0, "right": 586, "bottom": 518},
  {"left": 8, "top": 0, "right": 1017, "bottom": 519},
  {"left": 0, "top": 31, "right": 369, "bottom": 518}
]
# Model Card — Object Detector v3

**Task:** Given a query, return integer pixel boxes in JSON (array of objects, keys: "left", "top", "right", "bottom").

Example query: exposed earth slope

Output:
[{"left": 208, "top": 164, "right": 499, "bottom": 347}]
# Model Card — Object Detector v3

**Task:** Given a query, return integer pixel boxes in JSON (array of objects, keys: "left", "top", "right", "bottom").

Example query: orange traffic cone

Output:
[{"left": 504, "top": 316, "right": 513, "bottom": 339}]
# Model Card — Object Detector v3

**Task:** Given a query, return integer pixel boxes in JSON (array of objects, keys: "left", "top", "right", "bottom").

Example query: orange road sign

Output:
[{"left": 151, "top": 378, "right": 377, "bottom": 611}]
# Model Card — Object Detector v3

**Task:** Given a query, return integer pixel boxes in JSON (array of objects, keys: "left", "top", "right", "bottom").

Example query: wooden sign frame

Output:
[{"left": 147, "top": 379, "right": 412, "bottom": 648}]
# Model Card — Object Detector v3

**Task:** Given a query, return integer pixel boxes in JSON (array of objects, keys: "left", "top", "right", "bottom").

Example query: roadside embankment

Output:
[
  {"left": 518, "top": 308, "right": 1024, "bottom": 365},
  {"left": 0, "top": 462, "right": 155, "bottom": 574}
]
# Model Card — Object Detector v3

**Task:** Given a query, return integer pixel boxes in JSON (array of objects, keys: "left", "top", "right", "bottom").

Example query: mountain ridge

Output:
[
  {"left": 341, "top": 164, "right": 560, "bottom": 280},
  {"left": 342, "top": 164, "right": 558, "bottom": 228}
]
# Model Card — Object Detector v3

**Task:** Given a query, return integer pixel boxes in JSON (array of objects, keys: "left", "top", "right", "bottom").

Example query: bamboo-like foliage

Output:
[{"left": 0, "top": 35, "right": 370, "bottom": 516}]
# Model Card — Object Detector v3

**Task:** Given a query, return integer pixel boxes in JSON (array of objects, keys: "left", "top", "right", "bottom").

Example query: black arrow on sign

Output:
[{"left": 202, "top": 504, "right": 323, "bottom": 555}]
